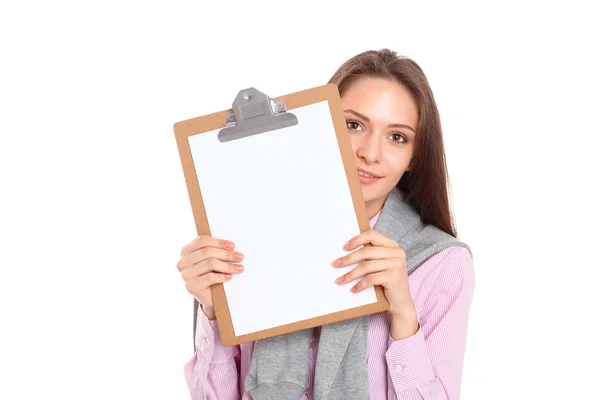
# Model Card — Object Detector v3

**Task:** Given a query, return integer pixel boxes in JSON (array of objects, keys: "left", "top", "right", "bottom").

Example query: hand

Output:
[
  {"left": 177, "top": 235, "right": 244, "bottom": 318},
  {"left": 332, "top": 229, "right": 415, "bottom": 318}
]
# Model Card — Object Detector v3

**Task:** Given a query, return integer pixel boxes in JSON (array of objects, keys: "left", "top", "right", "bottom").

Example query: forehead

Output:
[{"left": 340, "top": 77, "right": 418, "bottom": 129}]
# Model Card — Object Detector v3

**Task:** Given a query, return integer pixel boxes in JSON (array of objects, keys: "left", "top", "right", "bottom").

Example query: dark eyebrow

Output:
[{"left": 344, "top": 109, "right": 416, "bottom": 134}]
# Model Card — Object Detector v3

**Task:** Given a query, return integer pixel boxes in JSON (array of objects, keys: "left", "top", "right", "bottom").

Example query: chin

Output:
[
  {"left": 359, "top": 185, "right": 380, "bottom": 204},
  {"left": 360, "top": 181, "right": 394, "bottom": 205}
]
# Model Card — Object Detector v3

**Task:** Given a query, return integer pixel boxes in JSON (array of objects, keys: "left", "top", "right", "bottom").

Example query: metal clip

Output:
[{"left": 218, "top": 88, "right": 298, "bottom": 142}]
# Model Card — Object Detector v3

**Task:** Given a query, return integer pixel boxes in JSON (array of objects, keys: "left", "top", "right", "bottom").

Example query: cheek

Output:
[
  {"left": 382, "top": 147, "right": 412, "bottom": 178},
  {"left": 349, "top": 135, "right": 360, "bottom": 155}
]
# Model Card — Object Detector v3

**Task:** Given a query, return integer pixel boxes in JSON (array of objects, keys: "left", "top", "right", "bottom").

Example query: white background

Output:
[{"left": 1, "top": 1, "right": 598, "bottom": 399}]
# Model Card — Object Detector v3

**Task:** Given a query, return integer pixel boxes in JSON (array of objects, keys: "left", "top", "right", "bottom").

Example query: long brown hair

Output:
[{"left": 328, "top": 49, "right": 458, "bottom": 238}]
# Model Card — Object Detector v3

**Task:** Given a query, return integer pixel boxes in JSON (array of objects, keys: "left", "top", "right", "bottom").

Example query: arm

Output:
[
  {"left": 184, "top": 304, "right": 241, "bottom": 400},
  {"left": 386, "top": 246, "right": 475, "bottom": 400}
]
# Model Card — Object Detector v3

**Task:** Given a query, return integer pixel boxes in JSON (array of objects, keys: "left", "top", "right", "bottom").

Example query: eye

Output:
[
  {"left": 346, "top": 120, "right": 364, "bottom": 132},
  {"left": 389, "top": 133, "right": 407, "bottom": 143}
]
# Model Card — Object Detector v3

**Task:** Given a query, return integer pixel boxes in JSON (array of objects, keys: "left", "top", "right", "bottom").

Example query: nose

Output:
[{"left": 356, "top": 131, "right": 381, "bottom": 164}]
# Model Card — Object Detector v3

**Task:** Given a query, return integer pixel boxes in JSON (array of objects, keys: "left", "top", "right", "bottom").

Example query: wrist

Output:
[
  {"left": 389, "top": 308, "right": 419, "bottom": 341},
  {"left": 201, "top": 304, "right": 216, "bottom": 320},
  {"left": 388, "top": 301, "right": 417, "bottom": 319}
]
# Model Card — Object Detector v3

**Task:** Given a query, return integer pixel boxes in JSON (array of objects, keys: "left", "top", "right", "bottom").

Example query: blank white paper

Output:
[{"left": 188, "top": 101, "right": 377, "bottom": 336}]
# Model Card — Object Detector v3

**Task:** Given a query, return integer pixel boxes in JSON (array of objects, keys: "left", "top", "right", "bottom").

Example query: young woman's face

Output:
[{"left": 341, "top": 77, "right": 419, "bottom": 215}]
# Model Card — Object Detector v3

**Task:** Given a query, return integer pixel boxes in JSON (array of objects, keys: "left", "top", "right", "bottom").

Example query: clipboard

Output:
[{"left": 174, "top": 84, "right": 389, "bottom": 347}]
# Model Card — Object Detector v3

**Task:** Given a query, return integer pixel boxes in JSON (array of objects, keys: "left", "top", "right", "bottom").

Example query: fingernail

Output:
[
  {"left": 225, "top": 274, "right": 232, "bottom": 279},
  {"left": 332, "top": 258, "right": 342, "bottom": 267},
  {"left": 225, "top": 241, "right": 235, "bottom": 250},
  {"left": 350, "top": 286, "right": 357, "bottom": 293},
  {"left": 234, "top": 252, "right": 244, "bottom": 261},
  {"left": 234, "top": 264, "right": 244, "bottom": 271},
  {"left": 335, "top": 276, "right": 344, "bottom": 284},
  {"left": 344, "top": 241, "right": 351, "bottom": 250}
]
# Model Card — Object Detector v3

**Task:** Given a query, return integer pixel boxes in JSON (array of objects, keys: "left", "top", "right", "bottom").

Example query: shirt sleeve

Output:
[
  {"left": 183, "top": 304, "right": 241, "bottom": 400},
  {"left": 385, "top": 246, "right": 475, "bottom": 400}
]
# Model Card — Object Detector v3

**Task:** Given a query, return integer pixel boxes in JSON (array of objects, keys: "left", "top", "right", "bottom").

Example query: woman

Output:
[{"left": 177, "top": 49, "right": 475, "bottom": 400}]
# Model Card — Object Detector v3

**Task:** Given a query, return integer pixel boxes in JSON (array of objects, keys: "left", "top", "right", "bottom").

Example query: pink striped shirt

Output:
[{"left": 184, "top": 211, "right": 475, "bottom": 399}]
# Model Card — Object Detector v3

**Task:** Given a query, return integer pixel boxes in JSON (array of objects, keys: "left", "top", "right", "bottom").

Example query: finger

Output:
[
  {"left": 177, "top": 246, "right": 242, "bottom": 272},
  {"left": 198, "top": 271, "right": 233, "bottom": 287},
  {"left": 332, "top": 246, "right": 401, "bottom": 268},
  {"left": 181, "top": 258, "right": 244, "bottom": 279},
  {"left": 188, "top": 247, "right": 244, "bottom": 267},
  {"left": 344, "top": 229, "right": 399, "bottom": 251},
  {"left": 181, "top": 235, "right": 236, "bottom": 256},
  {"left": 184, "top": 272, "right": 233, "bottom": 298},
  {"left": 350, "top": 271, "right": 390, "bottom": 293},
  {"left": 335, "top": 259, "right": 398, "bottom": 285}
]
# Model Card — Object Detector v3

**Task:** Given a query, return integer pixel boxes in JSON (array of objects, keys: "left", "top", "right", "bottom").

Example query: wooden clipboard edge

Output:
[
  {"left": 321, "top": 84, "right": 390, "bottom": 316},
  {"left": 223, "top": 300, "right": 389, "bottom": 346},
  {"left": 173, "top": 83, "right": 389, "bottom": 347},
  {"left": 173, "top": 106, "right": 237, "bottom": 343}
]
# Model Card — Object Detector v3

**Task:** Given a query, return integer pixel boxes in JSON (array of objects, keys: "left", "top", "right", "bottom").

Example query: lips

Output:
[{"left": 357, "top": 168, "right": 381, "bottom": 179}]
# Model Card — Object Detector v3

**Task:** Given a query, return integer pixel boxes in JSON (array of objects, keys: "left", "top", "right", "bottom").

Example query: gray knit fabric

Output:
[{"left": 245, "top": 187, "right": 472, "bottom": 399}]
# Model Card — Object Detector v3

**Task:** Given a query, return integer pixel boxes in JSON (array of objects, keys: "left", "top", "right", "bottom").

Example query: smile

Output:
[
  {"left": 357, "top": 168, "right": 382, "bottom": 184},
  {"left": 358, "top": 171, "right": 376, "bottom": 178}
]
